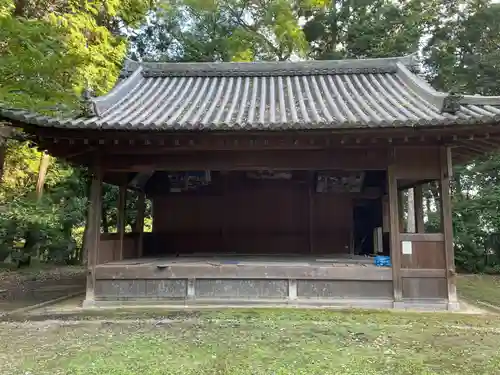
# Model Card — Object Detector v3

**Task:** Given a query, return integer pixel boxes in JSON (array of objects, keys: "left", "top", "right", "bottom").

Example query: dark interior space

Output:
[{"left": 141, "top": 169, "right": 388, "bottom": 258}]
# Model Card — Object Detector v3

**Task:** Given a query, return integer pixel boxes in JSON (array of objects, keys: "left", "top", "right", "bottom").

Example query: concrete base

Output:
[
  {"left": 447, "top": 301, "right": 461, "bottom": 311},
  {"left": 83, "top": 297, "right": 396, "bottom": 310},
  {"left": 81, "top": 297, "right": 460, "bottom": 312}
]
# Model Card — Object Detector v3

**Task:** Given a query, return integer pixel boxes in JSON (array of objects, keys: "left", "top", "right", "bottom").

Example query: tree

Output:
[
  {"left": 0, "top": 0, "right": 154, "bottom": 111},
  {"left": 303, "top": 0, "right": 438, "bottom": 60},
  {"left": 0, "top": 1, "right": 155, "bottom": 264},
  {"left": 130, "top": 0, "right": 314, "bottom": 62},
  {"left": 131, "top": 0, "right": 441, "bottom": 63},
  {"left": 423, "top": 0, "right": 500, "bottom": 272},
  {"left": 424, "top": 0, "right": 500, "bottom": 95}
]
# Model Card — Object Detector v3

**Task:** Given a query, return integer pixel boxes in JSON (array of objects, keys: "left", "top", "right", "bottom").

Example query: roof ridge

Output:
[{"left": 120, "top": 53, "right": 420, "bottom": 78}]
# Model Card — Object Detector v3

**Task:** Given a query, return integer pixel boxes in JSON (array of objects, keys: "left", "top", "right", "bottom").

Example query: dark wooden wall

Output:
[{"left": 150, "top": 174, "right": 353, "bottom": 255}]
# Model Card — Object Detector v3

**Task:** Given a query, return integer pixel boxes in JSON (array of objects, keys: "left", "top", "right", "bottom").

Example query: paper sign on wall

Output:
[{"left": 402, "top": 241, "right": 413, "bottom": 255}]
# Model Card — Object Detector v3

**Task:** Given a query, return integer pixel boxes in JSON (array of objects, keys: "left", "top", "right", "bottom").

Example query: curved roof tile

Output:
[{"left": 2, "top": 54, "right": 500, "bottom": 131}]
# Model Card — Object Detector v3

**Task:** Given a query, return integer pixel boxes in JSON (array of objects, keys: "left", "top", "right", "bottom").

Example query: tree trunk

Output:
[
  {"left": 0, "top": 126, "right": 13, "bottom": 182},
  {"left": 24, "top": 152, "right": 50, "bottom": 261},
  {"left": 0, "top": 145, "right": 6, "bottom": 182},
  {"left": 36, "top": 152, "right": 50, "bottom": 201},
  {"left": 14, "top": 0, "right": 26, "bottom": 16}
]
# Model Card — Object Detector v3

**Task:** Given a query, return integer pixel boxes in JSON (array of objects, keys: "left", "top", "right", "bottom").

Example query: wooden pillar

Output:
[
  {"left": 117, "top": 183, "right": 127, "bottom": 260},
  {"left": 414, "top": 185, "right": 425, "bottom": 233},
  {"left": 84, "top": 166, "right": 103, "bottom": 305},
  {"left": 308, "top": 173, "right": 315, "bottom": 253},
  {"left": 387, "top": 160, "right": 402, "bottom": 304},
  {"left": 135, "top": 191, "right": 146, "bottom": 258},
  {"left": 382, "top": 195, "right": 389, "bottom": 232},
  {"left": 439, "top": 146, "right": 458, "bottom": 309}
]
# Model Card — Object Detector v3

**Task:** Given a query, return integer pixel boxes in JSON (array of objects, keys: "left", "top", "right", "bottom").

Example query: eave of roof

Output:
[{"left": 1, "top": 53, "right": 500, "bottom": 131}]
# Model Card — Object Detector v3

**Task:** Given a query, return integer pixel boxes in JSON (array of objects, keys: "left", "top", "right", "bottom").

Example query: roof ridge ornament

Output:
[
  {"left": 442, "top": 92, "right": 464, "bottom": 114},
  {"left": 404, "top": 51, "right": 421, "bottom": 72},
  {"left": 80, "top": 85, "right": 98, "bottom": 117},
  {"left": 121, "top": 58, "right": 141, "bottom": 77}
]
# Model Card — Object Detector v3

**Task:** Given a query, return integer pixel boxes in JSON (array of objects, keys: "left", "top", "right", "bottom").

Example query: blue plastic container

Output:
[{"left": 374, "top": 255, "right": 391, "bottom": 267}]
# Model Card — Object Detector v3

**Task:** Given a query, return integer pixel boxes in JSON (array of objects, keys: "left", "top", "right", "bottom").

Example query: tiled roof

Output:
[{"left": 2, "top": 54, "right": 500, "bottom": 131}]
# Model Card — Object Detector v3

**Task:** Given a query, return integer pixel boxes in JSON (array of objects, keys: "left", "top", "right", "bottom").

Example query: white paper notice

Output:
[{"left": 402, "top": 241, "right": 412, "bottom": 255}]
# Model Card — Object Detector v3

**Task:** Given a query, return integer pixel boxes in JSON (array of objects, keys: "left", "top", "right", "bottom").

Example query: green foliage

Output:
[
  {"left": 303, "top": 0, "right": 436, "bottom": 59},
  {"left": 424, "top": 0, "right": 500, "bottom": 95},
  {"left": 130, "top": 0, "right": 309, "bottom": 61},
  {"left": 0, "top": 140, "right": 88, "bottom": 263},
  {"left": 0, "top": 0, "right": 154, "bottom": 264},
  {"left": 0, "top": 0, "right": 152, "bottom": 111},
  {"left": 422, "top": 1, "right": 500, "bottom": 272}
]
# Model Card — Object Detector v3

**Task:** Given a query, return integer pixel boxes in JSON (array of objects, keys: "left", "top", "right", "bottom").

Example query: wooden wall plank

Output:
[
  {"left": 150, "top": 175, "right": 353, "bottom": 256},
  {"left": 394, "top": 146, "right": 440, "bottom": 179},
  {"left": 402, "top": 278, "right": 447, "bottom": 299},
  {"left": 101, "top": 149, "right": 389, "bottom": 172},
  {"left": 401, "top": 241, "right": 446, "bottom": 269},
  {"left": 312, "top": 193, "right": 353, "bottom": 254},
  {"left": 400, "top": 233, "right": 444, "bottom": 242}
]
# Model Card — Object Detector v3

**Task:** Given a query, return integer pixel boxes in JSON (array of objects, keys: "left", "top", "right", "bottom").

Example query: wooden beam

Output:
[
  {"left": 100, "top": 149, "right": 389, "bottom": 172},
  {"left": 23, "top": 121, "right": 500, "bottom": 142},
  {"left": 454, "top": 140, "right": 492, "bottom": 154},
  {"left": 135, "top": 191, "right": 146, "bottom": 258},
  {"left": 85, "top": 165, "right": 103, "bottom": 304},
  {"left": 94, "top": 263, "right": 393, "bottom": 280},
  {"left": 414, "top": 185, "right": 425, "bottom": 233},
  {"left": 117, "top": 183, "right": 127, "bottom": 261},
  {"left": 387, "top": 150, "right": 402, "bottom": 303},
  {"left": 439, "top": 146, "right": 458, "bottom": 309},
  {"left": 475, "top": 138, "right": 500, "bottom": 149}
]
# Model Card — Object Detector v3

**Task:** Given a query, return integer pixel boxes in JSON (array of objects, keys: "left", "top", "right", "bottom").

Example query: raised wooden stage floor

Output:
[
  {"left": 86, "top": 254, "right": 392, "bottom": 308},
  {"left": 85, "top": 255, "right": 450, "bottom": 310}
]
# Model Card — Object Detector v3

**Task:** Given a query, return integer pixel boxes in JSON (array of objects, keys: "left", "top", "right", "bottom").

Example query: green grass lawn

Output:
[
  {"left": 1, "top": 309, "right": 500, "bottom": 375},
  {"left": 458, "top": 274, "right": 500, "bottom": 308}
]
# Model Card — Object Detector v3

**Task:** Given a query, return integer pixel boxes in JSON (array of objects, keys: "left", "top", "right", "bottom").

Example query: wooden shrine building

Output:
[{"left": 2, "top": 54, "right": 500, "bottom": 310}]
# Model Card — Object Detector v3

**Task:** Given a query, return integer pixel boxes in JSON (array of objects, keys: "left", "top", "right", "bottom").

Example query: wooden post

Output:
[
  {"left": 414, "top": 185, "right": 425, "bottom": 233},
  {"left": 387, "top": 157, "right": 402, "bottom": 304},
  {"left": 84, "top": 165, "right": 102, "bottom": 306},
  {"left": 439, "top": 146, "right": 458, "bottom": 310},
  {"left": 136, "top": 191, "right": 146, "bottom": 258},
  {"left": 382, "top": 195, "right": 389, "bottom": 232},
  {"left": 308, "top": 173, "right": 315, "bottom": 253},
  {"left": 117, "top": 183, "right": 127, "bottom": 261}
]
